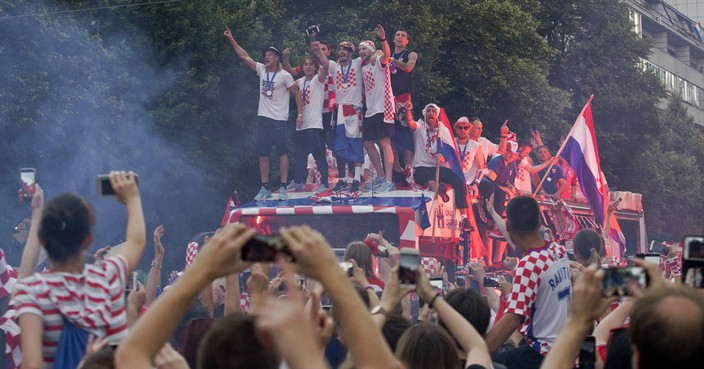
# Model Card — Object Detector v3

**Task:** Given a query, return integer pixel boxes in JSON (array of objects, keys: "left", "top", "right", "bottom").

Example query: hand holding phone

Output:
[
  {"left": 19, "top": 168, "right": 36, "bottom": 201},
  {"left": 601, "top": 267, "right": 648, "bottom": 297},
  {"left": 682, "top": 236, "right": 704, "bottom": 288},
  {"left": 241, "top": 234, "right": 294, "bottom": 262}
]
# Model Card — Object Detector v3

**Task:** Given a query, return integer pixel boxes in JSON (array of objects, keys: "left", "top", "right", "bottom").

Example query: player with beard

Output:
[{"left": 358, "top": 25, "right": 396, "bottom": 193}]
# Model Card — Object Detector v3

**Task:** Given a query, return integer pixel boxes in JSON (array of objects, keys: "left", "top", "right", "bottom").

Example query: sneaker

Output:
[
  {"left": 254, "top": 186, "right": 272, "bottom": 201},
  {"left": 277, "top": 186, "right": 288, "bottom": 201},
  {"left": 286, "top": 181, "right": 305, "bottom": 191},
  {"left": 364, "top": 176, "right": 384, "bottom": 190},
  {"left": 316, "top": 184, "right": 328, "bottom": 193},
  {"left": 350, "top": 180, "right": 361, "bottom": 192},
  {"left": 438, "top": 183, "right": 450, "bottom": 203},
  {"left": 332, "top": 180, "right": 347, "bottom": 192},
  {"left": 376, "top": 180, "right": 396, "bottom": 193}
]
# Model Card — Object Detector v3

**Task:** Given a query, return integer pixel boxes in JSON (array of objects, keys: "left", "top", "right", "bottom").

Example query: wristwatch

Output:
[{"left": 371, "top": 304, "right": 390, "bottom": 317}]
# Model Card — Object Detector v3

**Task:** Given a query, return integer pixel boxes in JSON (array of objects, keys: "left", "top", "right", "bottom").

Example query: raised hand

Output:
[
  {"left": 500, "top": 120, "right": 509, "bottom": 137},
  {"left": 153, "top": 225, "right": 165, "bottom": 259},
  {"left": 376, "top": 24, "right": 386, "bottom": 40},
  {"left": 223, "top": 25, "right": 233, "bottom": 39}
]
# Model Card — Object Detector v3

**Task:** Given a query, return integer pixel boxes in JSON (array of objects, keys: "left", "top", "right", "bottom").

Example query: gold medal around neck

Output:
[
  {"left": 265, "top": 90, "right": 273, "bottom": 97},
  {"left": 340, "top": 82, "right": 347, "bottom": 89}
]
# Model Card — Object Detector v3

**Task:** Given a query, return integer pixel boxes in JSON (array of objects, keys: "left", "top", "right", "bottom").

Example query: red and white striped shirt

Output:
[{"left": 12, "top": 255, "right": 128, "bottom": 366}]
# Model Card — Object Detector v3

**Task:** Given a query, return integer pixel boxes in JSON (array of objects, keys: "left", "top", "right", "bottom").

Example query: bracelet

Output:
[
  {"left": 501, "top": 136, "right": 507, "bottom": 138},
  {"left": 428, "top": 293, "right": 442, "bottom": 309},
  {"left": 151, "top": 260, "right": 162, "bottom": 269}
]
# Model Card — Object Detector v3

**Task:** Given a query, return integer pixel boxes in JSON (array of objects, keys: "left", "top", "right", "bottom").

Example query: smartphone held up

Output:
[
  {"left": 240, "top": 234, "right": 295, "bottom": 263},
  {"left": 96, "top": 173, "right": 139, "bottom": 196},
  {"left": 398, "top": 248, "right": 420, "bottom": 288},
  {"left": 19, "top": 168, "right": 36, "bottom": 201},
  {"left": 682, "top": 236, "right": 704, "bottom": 288}
]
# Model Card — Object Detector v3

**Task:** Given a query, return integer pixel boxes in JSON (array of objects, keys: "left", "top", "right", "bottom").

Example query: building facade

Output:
[{"left": 627, "top": 0, "right": 704, "bottom": 126}]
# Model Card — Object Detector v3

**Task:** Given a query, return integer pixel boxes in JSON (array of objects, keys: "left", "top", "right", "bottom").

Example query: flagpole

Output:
[{"left": 532, "top": 95, "right": 594, "bottom": 197}]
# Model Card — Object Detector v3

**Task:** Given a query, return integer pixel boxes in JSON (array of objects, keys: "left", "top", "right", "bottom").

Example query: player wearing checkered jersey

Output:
[{"left": 487, "top": 196, "right": 570, "bottom": 369}]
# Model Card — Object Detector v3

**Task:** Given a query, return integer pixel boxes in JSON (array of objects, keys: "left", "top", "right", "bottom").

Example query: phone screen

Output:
[
  {"left": 20, "top": 169, "right": 35, "bottom": 186},
  {"left": 399, "top": 252, "right": 419, "bottom": 286},
  {"left": 602, "top": 267, "right": 647, "bottom": 297},
  {"left": 578, "top": 336, "right": 596, "bottom": 369},
  {"left": 636, "top": 253, "right": 661, "bottom": 266},
  {"left": 684, "top": 236, "right": 704, "bottom": 261},
  {"left": 429, "top": 278, "right": 443, "bottom": 290},
  {"left": 241, "top": 237, "right": 279, "bottom": 262}
]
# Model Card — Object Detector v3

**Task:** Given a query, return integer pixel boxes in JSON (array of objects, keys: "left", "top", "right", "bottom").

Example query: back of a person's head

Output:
[
  {"left": 382, "top": 314, "right": 411, "bottom": 352},
  {"left": 40, "top": 193, "right": 94, "bottom": 262},
  {"left": 572, "top": 229, "right": 604, "bottom": 266},
  {"left": 395, "top": 323, "right": 460, "bottom": 369},
  {"left": 439, "top": 288, "right": 491, "bottom": 336},
  {"left": 603, "top": 328, "right": 632, "bottom": 369},
  {"left": 172, "top": 299, "right": 211, "bottom": 349},
  {"left": 79, "top": 345, "right": 115, "bottom": 369},
  {"left": 197, "top": 314, "right": 279, "bottom": 369},
  {"left": 506, "top": 196, "right": 541, "bottom": 235},
  {"left": 180, "top": 318, "right": 213, "bottom": 369},
  {"left": 630, "top": 287, "right": 704, "bottom": 369},
  {"left": 344, "top": 241, "right": 373, "bottom": 277}
]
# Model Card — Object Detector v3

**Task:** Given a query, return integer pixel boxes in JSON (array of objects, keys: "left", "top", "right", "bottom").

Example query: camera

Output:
[
  {"left": 601, "top": 267, "right": 648, "bottom": 297},
  {"left": 96, "top": 173, "right": 139, "bottom": 196},
  {"left": 241, "top": 234, "right": 294, "bottom": 262},
  {"left": 19, "top": 168, "right": 36, "bottom": 201},
  {"left": 340, "top": 261, "right": 354, "bottom": 277}
]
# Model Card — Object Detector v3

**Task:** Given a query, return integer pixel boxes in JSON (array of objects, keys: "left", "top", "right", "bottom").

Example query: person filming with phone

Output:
[{"left": 11, "top": 171, "right": 146, "bottom": 368}]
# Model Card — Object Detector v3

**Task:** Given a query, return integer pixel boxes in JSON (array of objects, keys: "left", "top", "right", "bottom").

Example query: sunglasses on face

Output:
[{"left": 456, "top": 126, "right": 471, "bottom": 130}]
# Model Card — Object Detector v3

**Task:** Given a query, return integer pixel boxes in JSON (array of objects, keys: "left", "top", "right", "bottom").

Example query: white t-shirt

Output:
[
  {"left": 412, "top": 119, "right": 451, "bottom": 168},
  {"left": 516, "top": 157, "right": 533, "bottom": 194},
  {"left": 328, "top": 58, "right": 363, "bottom": 107},
  {"left": 256, "top": 63, "right": 295, "bottom": 121},
  {"left": 296, "top": 75, "right": 325, "bottom": 130},
  {"left": 457, "top": 138, "right": 482, "bottom": 183},
  {"left": 477, "top": 137, "right": 499, "bottom": 163},
  {"left": 362, "top": 58, "right": 395, "bottom": 122}
]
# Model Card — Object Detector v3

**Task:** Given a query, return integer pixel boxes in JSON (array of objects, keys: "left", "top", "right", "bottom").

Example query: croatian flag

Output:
[
  {"left": 437, "top": 108, "right": 465, "bottom": 181},
  {"left": 559, "top": 97, "right": 625, "bottom": 259},
  {"left": 695, "top": 22, "right": 704, "bottom": 43}
]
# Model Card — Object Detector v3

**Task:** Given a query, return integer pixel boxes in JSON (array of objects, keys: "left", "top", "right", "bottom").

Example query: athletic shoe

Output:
[
  {"left": 350, "top": 180, "right": 361, "bottom": 192},
  {"left": 277, "top": 186, "right": 288, "bottom": 201},
  {"left": 376, "top": 180, "right": 396, "bottom": 193},
  {"left": 316, "top": 184, "right": 328, "bottom": 193},
  {"left": 286, "top": 181, "right": 305, "bottom": 191},
  {"left": 364, "top": 176, "right": 384, "bottom": 190},
  {"left": 254, "top": 186, "right": 272, "bottom": 201},
  {"left": 332, "top": 180, "right": 347, "bottom": 192}
]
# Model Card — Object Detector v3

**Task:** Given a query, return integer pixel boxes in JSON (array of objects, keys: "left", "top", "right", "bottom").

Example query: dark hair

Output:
[
  {"left": 603, "top": 328, "right": 632, "bottom": 369},
  {"left": 344, "top": 241, "right": 374, "bottom": 278},
  {"left": 319, "top": 40, "right": 330, "bottom": 49},
  {"left": 396, "top": 28, "right": 411, "bottom": 42},
  {"left": 180, "top": 318, "right": 213, "bottom": 369},
  {"left": 197, "top": 314, "right": 279, "bottom": 369},
  {"left": 572, "top": 229, "right": 604, "bottom": 266},
  {"left": 395, "top": 323, "right": 460, "bottom": 369},
  {"left": 506, "top": 196, "right": 541, "bottom": 235},
  {"left": 80, "top": 345, "right": 116, "bottom": 369},
  {"left": 301, "top": 55, "right": 320, "bottom": 72},
  {"left": 517, "top": 139, "right": 532, "bottom": 150},
  {"left": 629, "top": 287, "right": 704, "bottom": 369},
  {"left": 39, "top": 193, "right": 94, "bottom": 262},
  {"left": 382, "top": 314, "right": 411, "bottom": 352},
  {"left": 439, "top": 289, "right": 491, "bottom": 336},
  {"left": 536, "top": 145, "right": 551, "bottom": 153}
]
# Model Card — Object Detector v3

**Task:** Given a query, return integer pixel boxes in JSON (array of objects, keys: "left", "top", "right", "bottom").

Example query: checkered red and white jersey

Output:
[
  {"left": 328, "top": 59, "right": 363, "bottom": 107},
  {"left": 505, "top": 241, "right": 571, "bottom": 354},
  {"left": 361, "top": 58, "right": 395, "bottom": 123},
  {"left": 11, "top": 256, "right": 129, "bottom": 366}
]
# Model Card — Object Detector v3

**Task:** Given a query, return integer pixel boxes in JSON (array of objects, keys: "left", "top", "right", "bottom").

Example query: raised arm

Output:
[
  {"left": 405, "top": 101, "right": 417, "bottom": 131},
  {"left": 145, "top": 225, "right": 165, "bottom": 305},
  {"left": 281, "top": 226, "right": 399, "bottom": 369},
  {"left": 416, "top": 268, "right": 492, "bottom": 368},
  {"left": 111, "top": 171, "right": 146, "bottom": 274},
  {"left": 282, "top": 48, "right": 298, "bottom": 77},
  {"left": 311, "top": 41, "right": 329, "bottom": 83},
  {"left": 377, "top": 25, "right": 390, "bottom": 66},
  {"left": 496, "top": 121, "right": 509, "bottom": 155},
  {"left": 115, "top": 224, "right": 255, "bottom": 369},
  {"left": 19, "top": 185, "right": 44, "bottom": 279},
  {"left": 223, "top": 25, "right": 257, "bottom": 72}
]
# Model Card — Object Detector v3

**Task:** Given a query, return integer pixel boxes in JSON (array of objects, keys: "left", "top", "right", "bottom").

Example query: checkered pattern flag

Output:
[{"left": 185, "top": 242, "right": 199, "bottom": 269}]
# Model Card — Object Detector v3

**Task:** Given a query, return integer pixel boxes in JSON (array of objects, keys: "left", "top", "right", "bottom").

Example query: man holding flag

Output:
[
  {"left": 539, "top": 95, "right": 626, "bottom": 263},
  {"left": 405, "top": 102, "right": 468, "bottom": 211}
]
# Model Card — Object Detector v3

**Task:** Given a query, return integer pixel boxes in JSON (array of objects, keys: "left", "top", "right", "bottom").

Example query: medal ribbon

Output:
[{"left": 266, "top": 70, "right": 278, "bottom": 92}]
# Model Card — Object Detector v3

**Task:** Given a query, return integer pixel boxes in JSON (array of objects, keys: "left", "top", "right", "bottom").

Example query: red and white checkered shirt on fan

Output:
[
  {"left": 11, "top": 255, "right": 129, "bottom": 366},
  {"left": 505, "top": 241, "right": 571, "bottom": 355}
]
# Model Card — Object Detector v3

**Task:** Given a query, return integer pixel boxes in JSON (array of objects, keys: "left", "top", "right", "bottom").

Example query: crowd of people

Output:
[{"left": 0, "top": 172, "right": 701, "bottom": 369}]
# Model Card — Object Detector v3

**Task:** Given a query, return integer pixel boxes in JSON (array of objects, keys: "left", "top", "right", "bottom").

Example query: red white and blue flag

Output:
[
  {"left": 437, "top": 108, "right": 465, "bottom": 181},
  {"left": 558, "top": 97, "right": 625, "bottom": 258}
]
